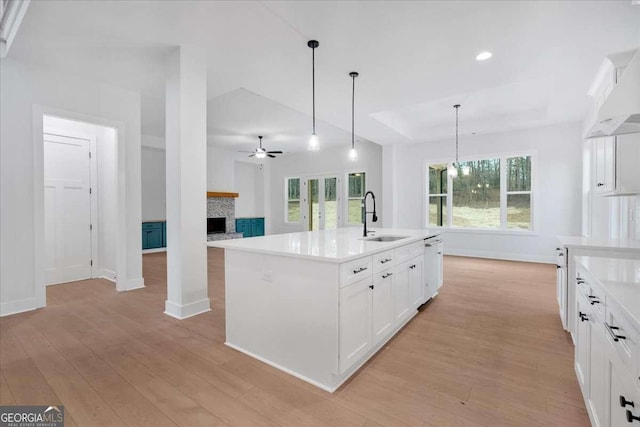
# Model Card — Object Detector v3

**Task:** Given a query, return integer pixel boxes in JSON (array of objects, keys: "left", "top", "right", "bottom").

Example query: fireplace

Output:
[{"left": 207, "top": 217, "right": 226, "bottom": 234}]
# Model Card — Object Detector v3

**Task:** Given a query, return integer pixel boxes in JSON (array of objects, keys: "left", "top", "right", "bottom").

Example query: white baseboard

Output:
[
  {"left": 0, "top": 296, "right": 44, "bottom": 317},
  {"left": 445, "top": 249, "right": 555, "bottom": 264},
  {"left": 99, "top": 269, "right": 117, "bottom": 283},
  {"left": 117, "top": 277, "right": 145, "bottom": 292},
  {"left": 142, "top": 248, "right": 166, "bottom": 254},
  {"left": 164, "top": 298, "right": 211, "bottom": 320}
]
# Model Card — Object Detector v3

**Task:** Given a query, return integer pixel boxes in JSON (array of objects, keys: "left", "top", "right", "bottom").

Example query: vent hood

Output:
[{"left": 587, "top": 49, "right": 640, "bottom": 139}]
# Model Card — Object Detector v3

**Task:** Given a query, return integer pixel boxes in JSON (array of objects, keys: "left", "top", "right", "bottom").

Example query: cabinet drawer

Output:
[
  {"left": 577, "top": 269, "right": 606, "bottom": 318},
  {"left": 605, "top": 299, "right": 639, "bottom": 377},
  {"left": 340, "top": 256, "right": 373, "bottom": 287},
  {"left": 395, "top": 241, "right": 424, "bottom": 263},
  {"left": 372, "top": 250, "right": 395, "bottom": 273}
]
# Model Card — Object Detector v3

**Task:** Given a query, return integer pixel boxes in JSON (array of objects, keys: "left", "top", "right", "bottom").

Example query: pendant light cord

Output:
[
  {"left": 351, "top": 74, "right": 355, "bottom": 149},
  {"left": 454, "top": 104, "right": 460, "bottom": 165},
  {"left": 312, "top": 46, "right": 316, "bottom": 135}
]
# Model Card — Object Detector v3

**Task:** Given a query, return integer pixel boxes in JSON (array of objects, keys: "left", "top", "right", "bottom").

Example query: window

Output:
[
  {"left": 428, "top": 164, "right": 447, "bottom": 227},
  {"left": 286, "top": 178, "right": 301, "bottom": 222},
  {"left": 506, "top": 156, "right": 532, "bottom": 230},
  {"left": 426, "top": 154, "right": 532, "bottom": 231},
  {"left": 347, "top": 172, "right": 366, "bottom": 224}
]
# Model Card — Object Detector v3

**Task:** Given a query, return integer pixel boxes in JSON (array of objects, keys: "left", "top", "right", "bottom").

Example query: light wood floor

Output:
[{"left": 0, "top": 250, "right": 589, "bottom": 426}]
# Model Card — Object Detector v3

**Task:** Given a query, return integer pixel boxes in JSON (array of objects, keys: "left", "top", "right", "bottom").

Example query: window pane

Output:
[
  {"left": 348, "top": 199, "right": 363, "bottom": 224},
  {"left": 507, "top": 156, "right": 531, "bottom": 192},
  {"left": 287, "top": 201, "right": 300, "bottom": 222},
  {"left": 452, "top": 158, "right": 500, "bottom": 228},
  {"left": 428, "top": 196, "right": 447, "bottom": 226},
  {"left": 348, "top": 173, "right": 365, "bottom": 198},
  {"left": 324, "top": 177, "right": 337, "bottom": 230},
  {"left": 507, "top": 194, "right": 531, "bottom": 230},
  {"left": 288, "top": 178, "right": 300, "bottom": 200},
  {"left": 428, "top": 164, "right": 448, "bottom": 194}
]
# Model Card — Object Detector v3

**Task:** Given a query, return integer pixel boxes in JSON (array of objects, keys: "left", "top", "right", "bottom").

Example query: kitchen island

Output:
[{"left": 208, "top": 227, "right": 442, "bottom": 392}]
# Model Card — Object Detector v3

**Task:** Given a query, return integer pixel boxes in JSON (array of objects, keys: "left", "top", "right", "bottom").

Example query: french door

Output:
[{"left": 302, "top": 175, "right": 341, "bottom": 231}]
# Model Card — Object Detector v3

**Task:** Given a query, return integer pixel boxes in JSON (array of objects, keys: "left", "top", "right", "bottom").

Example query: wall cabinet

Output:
[
  {"left": 142, "top": 221, "right": 166, "bottom": 250},
  {"left": 593, "top": 134, "right": 640, "bottom": 196},
  {"left": 236, "top": 217, "right": 264, "bottom": 237}
]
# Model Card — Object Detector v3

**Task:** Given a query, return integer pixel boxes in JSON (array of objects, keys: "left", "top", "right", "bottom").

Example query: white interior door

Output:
[
  {"left": 303, "top": 175, "right": 340, "bottom": 231},
  {"left": 44, "top": 133, "right": 93, "bottom": 285}
]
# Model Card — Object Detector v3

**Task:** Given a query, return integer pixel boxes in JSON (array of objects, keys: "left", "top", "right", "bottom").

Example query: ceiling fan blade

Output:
[
  {"left": 268, "top": 154, "right": 276, "bottom": 158},
  {"left": 267, "top": 151, "right": 283, "bottom": 154},
  {"left": 238, "top": 150, "right": 254, "bottom": 153},
  {"left": 248, "top": 153, "right": 255, "bottom": 157}
]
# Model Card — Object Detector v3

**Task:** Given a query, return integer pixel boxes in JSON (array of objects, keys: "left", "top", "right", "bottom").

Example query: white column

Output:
[{"left": 164, "top": 46, "right": 210, "bottom": 319}]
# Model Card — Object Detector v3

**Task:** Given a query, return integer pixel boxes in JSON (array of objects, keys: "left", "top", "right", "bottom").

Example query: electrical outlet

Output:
[{"left": 262, "top": 270, "right": 273, "bottom": 282}]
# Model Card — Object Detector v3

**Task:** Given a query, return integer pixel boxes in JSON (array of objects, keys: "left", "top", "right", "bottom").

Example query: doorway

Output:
[
  {"left": 303, "top": 175, "right": 341, "bottom": 231},
  {"left": 42, "top": 115, "right": 118, "bottom": 286}
]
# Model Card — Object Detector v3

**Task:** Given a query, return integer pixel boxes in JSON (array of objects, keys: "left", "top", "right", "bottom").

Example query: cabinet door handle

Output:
[
  {"left": 379, "top": 258, "right": 392, "bottom": 264},
  {"left": 579, "top": 312, "right": 589, "bottom": 322},
  {"left": 597, "top": 182, "right": 604, "bottom": 187},
  {"left": 627, "top": 410, "right": 640, "bottom": 423},
  {"left": 409, "top": 264, "right": 416, "bottom": 269},
  {"left": 605, "top": 323, "right": 626, "bottom": 342},
  {"left": 588, "top": 295, "right": 600, "bottom": 305},
  {"left": 620, "top": 395, "right": 635, "bottom": 409},
  {"left": 369, "top": 285, "right": 374, "bottom": 290},
  {"left": 382, "top": 272, "right": 393, "bottom": 279},
  {"left": 353, "top": 267, "right": 368, "bottom": 274}
]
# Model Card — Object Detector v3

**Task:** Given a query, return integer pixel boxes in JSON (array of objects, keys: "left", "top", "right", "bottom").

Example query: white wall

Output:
[
  {"left": 0, "top": 58, "right": 142, "bottom": 316},
  {"left": 269, "top": 141, "right": 383, "bottom": 235},
  {"left": 43, "top": 116, "right": 118, "bottom": 280},
  {"left": 234, "top": 161, "right": 257, "bottom": 217},
  {"left": 388, "top": 122, "right": 583, "bottom": 263},
  {"left": 141, "top": 142, "right": 166, "bottom": 221}
]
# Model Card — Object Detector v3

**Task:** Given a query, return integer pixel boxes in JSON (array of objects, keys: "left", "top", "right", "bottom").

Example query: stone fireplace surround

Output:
[{"left": 207, "top": 193, "right": 243, "bottom": 241}]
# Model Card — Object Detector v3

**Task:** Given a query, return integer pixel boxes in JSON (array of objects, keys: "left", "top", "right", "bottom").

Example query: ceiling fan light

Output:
[
  {"left": 348, "top": 147, "right": 358, "bottom": 162},
  {"left": 308, "top": 133, "right": 319, "bottom": 151},
  {"left": 255, "top": 148, "right": 267, "bottom": 159}
]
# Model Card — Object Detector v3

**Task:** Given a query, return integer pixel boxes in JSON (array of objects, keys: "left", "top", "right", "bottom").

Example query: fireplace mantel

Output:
[{"left": 207, "top": 191, "right": 239, "bottom": 198}]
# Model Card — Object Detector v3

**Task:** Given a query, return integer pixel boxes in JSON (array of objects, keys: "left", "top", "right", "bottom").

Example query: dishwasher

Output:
[{"left": 423, "top": 235, "right": 444, "bottom": 303}]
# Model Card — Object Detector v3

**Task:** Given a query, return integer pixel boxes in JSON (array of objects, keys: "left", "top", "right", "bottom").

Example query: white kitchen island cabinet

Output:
[{"left": 209, "top": 227, "right": 441, "bottom": 392}]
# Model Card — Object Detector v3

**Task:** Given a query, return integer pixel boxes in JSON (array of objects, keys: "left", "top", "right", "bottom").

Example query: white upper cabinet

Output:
[{"left": 593, "top": 134, "right": 640, "bottom": 196}]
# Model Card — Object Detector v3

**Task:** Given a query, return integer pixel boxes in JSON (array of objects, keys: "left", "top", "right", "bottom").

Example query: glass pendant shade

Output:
[
  {"left": 348, "top": 147, "right": 358, "bottom": 162},
  {"left": 448, "top": 163, "right": 458, "bottom": 179},
  {"left": 308, "top": 133, "right": 319, "bottom": 151}
]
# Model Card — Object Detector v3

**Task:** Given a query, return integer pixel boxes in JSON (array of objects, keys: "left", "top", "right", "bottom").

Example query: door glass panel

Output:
[
  {"left": 324, "top": 177, "right": 338, "bottom": 229},
  {"left": 308, "top": 179, "right": 319, "bottom": 231}
]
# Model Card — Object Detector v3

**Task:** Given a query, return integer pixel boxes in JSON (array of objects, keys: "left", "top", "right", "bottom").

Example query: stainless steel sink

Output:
[{"left": 365, "top": 236, "right": 409, "bottom": 242}]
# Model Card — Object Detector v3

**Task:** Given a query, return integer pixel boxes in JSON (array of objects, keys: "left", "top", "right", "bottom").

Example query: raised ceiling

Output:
[{"left": 9, "top": 1, "right": 640, "bottom": 150}]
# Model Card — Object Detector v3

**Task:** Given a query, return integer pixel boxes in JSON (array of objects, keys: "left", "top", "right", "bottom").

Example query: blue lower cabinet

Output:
[
  {"left": 236, "top": 217, "right": 265, "bottom": 238},
  {"left": 251, "top": 218, "right": 265, "bottom": 237},
  {"left": 142, "top": 221, "right": 166, "bottom": 249}
]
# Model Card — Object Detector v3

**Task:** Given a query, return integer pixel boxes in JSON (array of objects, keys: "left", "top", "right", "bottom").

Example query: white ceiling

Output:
[{"left": 9, "top": 1, "right": 640, "bottom": 150}]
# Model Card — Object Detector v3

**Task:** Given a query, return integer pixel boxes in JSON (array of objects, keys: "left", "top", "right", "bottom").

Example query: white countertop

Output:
[
  {"left": 558, "top": 236, "right": 640, "bottom": 253},
  {"left": 575, "top": 256, "right": 640, "bottom": 327},
  {"left": 207, "top": 227, "right": 440, "bottom": 263}
]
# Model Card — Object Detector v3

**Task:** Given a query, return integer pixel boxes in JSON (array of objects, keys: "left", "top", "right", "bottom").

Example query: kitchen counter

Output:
[
  {"left": 208, "top": 227, "right": 439, "bottom": 263},
  {"left": 575, "top": 256, "right": 640, "bottom": 326},
  {"left": 557, "top": 236, "right": 640, "bottom": 252}
]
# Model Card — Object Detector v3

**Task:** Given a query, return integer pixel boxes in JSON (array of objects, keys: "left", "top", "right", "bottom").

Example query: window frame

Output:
[
  {"left": 284, "top": 176, "right": 302, "bottom": 224},
  {"left": 424, "top": 151, "right": 536, "bottom": 233}
]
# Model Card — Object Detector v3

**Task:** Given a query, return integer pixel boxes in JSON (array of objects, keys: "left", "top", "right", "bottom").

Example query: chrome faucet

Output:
[{"left": 362, "top": 191, "right": 378, "bottom": 237}]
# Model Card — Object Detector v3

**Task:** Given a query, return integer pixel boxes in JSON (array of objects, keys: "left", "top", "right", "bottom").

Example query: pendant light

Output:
[
  {"left": 448, "top": 104, "right": 470, "bottom": 178},
  {"left": 348, "top": 71, "right": 359, "bottom": 162},
  {"left": 307, "top": 40, "right": 320, "bottom": 151}
]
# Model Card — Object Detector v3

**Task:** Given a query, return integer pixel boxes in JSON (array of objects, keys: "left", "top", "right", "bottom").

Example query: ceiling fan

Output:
[{"left": 239, "top": 136, "right": 283, "bottom": 159}]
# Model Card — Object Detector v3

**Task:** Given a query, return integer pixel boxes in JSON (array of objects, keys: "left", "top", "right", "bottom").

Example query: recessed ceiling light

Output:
[{"left": 476, "top": 51, "right": 492, "bottom": 61}]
